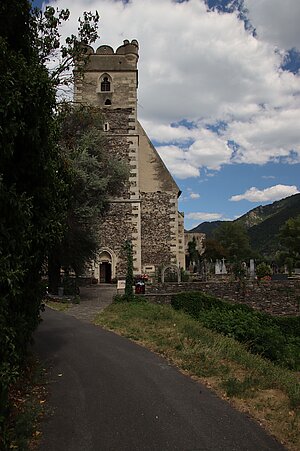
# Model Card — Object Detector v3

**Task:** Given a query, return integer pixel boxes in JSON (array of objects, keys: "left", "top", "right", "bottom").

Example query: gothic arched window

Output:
[{"left": 101, "top": 76, "right": 111, "bottom": 92}]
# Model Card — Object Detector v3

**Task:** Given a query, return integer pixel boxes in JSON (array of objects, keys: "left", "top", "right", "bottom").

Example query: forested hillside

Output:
[{"left": 189, "top": 193, "right": 300, "bottom": 257}]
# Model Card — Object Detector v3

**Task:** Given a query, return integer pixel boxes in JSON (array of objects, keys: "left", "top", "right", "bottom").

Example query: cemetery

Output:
[{"left": 141, "top": 259, "right": 300, "bottom": 317}]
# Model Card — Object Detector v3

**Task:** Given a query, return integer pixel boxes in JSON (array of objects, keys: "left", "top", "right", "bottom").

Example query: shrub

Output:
[
  {"left": 171, "top": 292, "right": 300, "bottom": 370},
  {"left": 256, "top": 262, "right": 272, "bottom": 279}
]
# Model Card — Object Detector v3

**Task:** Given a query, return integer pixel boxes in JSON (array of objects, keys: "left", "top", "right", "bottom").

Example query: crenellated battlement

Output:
[
  {"left": 81, "top": 39, "right": 139, "bottom": 74},
  {"left": 83, "top": 39, "right": 139, "bottom": 57}
]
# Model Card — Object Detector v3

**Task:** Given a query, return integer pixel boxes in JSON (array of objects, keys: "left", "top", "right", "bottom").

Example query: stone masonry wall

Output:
[
  {"left": 98, "top": 202, "right": 137, "bottom": 275},
  {"left": 144, "top": 280, "right": 300, "bottom": 316},
  {"left": 141, "top": 192, "right": 176, "bottom": 267}
]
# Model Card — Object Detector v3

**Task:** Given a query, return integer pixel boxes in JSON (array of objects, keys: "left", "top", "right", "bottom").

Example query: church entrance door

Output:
[{"left": 100, "top": 262, "right": 112, "bottom": 283}]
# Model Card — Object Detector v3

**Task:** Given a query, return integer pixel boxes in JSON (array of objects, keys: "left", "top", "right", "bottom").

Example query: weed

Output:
[
  {"left": 222, "top": 375, "right": 259, "bottom": 398},
  {"left": 2, "top": 355, "right": 47, "bottom": 450}
]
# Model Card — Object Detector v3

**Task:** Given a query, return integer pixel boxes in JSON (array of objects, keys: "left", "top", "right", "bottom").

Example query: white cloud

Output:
[
  {"left": 227, "top": 106, "right": 300, "bottom": 165},
  {"left": 230, "top": 184, "right": 299, "bottom": 202},
  {"left": 186, "top": 212, "right": 223, "bottom": 221},
  {"left": 245, "top": 0, "right": 300, "bottom": 50},
  {"left": 156, "top": 145, "right": 199, "bottom": 179},
  {"left": 48, "top": 0, "right": 300, "bottom": 176},
  {"left": 190, "top": 192, "right": 200, "bottom": 199},
  {"left": 262, "top": 175, "right": 275, "bottom": 179},
  {"left": 187, "top": 129, "right": 232, "bottom": 170}
]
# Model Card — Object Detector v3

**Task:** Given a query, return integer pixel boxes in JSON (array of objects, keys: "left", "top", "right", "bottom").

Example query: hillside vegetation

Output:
[{"left": 191, "top": 193, "right": 300, "bottom": 257}]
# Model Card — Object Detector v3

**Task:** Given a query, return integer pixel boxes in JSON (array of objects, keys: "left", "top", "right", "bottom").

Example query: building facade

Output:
[{"left": 74, "top": 40, "right": 185, "bottom": 282}]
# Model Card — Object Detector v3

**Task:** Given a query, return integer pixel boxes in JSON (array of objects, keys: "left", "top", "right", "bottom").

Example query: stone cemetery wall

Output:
[{"left": 144, "top": 280, "right": 300, "bottom": 316}]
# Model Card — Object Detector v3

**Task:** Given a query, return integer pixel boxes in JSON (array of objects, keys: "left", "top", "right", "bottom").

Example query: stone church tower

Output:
[{"left": 74, "top": 40, "right": 185, "bottom": 282}]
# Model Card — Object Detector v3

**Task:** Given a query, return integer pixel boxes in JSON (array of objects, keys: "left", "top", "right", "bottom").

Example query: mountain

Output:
[
  {"left": 189, "top": 193, "right": 300, "bottom": 256},
  {"left": 236, "top": 194, "right": 300, "bottom": 230},
  {"left": 245, "top": 194, "right": 300, "bottom": 256},
  {"left": 190, "top": 220, "right": 230, "bottom": 236}
]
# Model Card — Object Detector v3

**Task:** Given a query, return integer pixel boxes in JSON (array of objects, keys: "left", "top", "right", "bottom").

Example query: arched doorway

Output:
[
  {"left": 97, "top": 249, "right": 116, "bottom": 283},
  {"left": 100, "top": 261, "right": 112, "bottom": 283}
]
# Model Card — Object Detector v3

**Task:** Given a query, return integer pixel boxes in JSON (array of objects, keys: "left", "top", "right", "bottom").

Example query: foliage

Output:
[
  {"left": 181, "top": 268, "right": 189, "bottom": 282},
  {"left": 194, "top": 194, "right": 300, "bottom": 260},
  {"left": 203, "top": 238, "right": 228, "bottom": 261},
  {"left": 0, "top": 0, "right": 66, "bottom": 443},
  {"left": 213, "top": 222, "right": 252, "bottom": 262},
  {"left": 187, "top": 237, "right": 200, "bottom": 269},
  {"left": 124, "top": 240, "right": 134, "bottom": 299},
  {"left": 256, "top": 262, "right": 272, "bottom": 279},
  {"left": 0, "top": 1, "right": 100, "bottom": 444},
  {"left": 171, "top": 292, "right": 300, "bottom": 370},
  {"left": 248, "top": 194, "right": 300, "bottom": 257},
  {"left": 4, "top": 357, "right": 46, "bottom": 450},
  {"left": 279, "top": 215, "right": 300, "bottom": 263},
  {"left": 285, "top": 257, "right": 294, "bottom": 277},
  {"left": 32, "top": 4, "right": 99, "bottom": 89},
  {"left": 48, "top": 105, "right": 129, "bottom": 292},
  {"left": 232, "top": 261, "right": 247, "bottom": 280}
]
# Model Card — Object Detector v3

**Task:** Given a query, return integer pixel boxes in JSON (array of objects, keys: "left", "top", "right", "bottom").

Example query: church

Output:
[{"left": 74, "top": 40, "right": 185, "bottom": 282}]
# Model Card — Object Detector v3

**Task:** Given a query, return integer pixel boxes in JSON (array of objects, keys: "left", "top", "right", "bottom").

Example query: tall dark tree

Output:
[
  {"left": 0, "top": 0, "right": 64, "bottom": 441},
  {"left": 203, "top": 238, "right": 228, "bottom": 261},
  {"left": 48, "top": 106, "right": 129, "bottom": 293},
  {"left": 279, "top": 215, "right": 300, "bottom": 264},
  {"left": 213, "top": 222, "right": 252, "bottom": 262},
  {"left": 0, "top": 1, "right": 99, "bottom": 444}
]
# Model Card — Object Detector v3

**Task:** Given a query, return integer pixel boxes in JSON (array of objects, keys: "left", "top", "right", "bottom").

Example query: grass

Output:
[
  {"left": 46, "top": 300, "right": 72, "bottom": 312},
  {"left": 45, "top": 294, "right": 80, "bottom": 312},
  {"left": 95, "top": 301, "right": 300, "bottom": 451}
]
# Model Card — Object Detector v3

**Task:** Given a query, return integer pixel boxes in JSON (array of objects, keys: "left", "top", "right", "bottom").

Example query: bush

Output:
[
  {"left": 256, "top": 262, "right": 272, "bottom": 279},
  {"left": 171, "top": 292, "right": 300, "bottom": 370}
]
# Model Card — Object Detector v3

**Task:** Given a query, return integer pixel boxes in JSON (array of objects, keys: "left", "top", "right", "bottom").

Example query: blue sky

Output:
[{"left": 33, "top": 0, "right": 300, "bottom": 230}]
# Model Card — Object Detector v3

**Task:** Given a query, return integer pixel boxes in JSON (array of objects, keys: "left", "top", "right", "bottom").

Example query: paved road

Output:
[{"left": 34, "top": 306, "right": 285, "bottom": 451}]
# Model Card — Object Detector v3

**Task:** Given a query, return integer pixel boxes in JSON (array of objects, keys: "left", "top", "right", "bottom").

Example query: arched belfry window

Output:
[
  {"left": 105, "top": 99, "right": 111, "bottom": 105},
  {"left": 101, "top": 75, "right": 111, "bottom": 92}
]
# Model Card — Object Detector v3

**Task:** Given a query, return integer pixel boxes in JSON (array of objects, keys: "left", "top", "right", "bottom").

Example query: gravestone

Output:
[
  {"left": 215, "top": 260, "right": 221, "bottom": 275},
  {"left": 249, "top": 259, "right": 255, "bottom": 279},
  {"left": 221, "top": 257, "right": 227, "bottom": 274}
]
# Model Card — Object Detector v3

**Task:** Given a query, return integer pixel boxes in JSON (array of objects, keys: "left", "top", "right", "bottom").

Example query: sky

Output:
[{"left": 33, "top": 0, "right": 300, "bottom": 230}]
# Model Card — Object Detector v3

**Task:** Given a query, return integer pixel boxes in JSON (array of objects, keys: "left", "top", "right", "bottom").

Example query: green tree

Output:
[
  {"left": 213, "top": 222, "right": 252, "bottom": 262},
  {"left": 48, "top": 106, "right": 129, "bottom": 293},
  {"left": 203, "top": 238, "right": 228, "bottom": 261},
  {"left": 187, "top": 237, "right": 200, "bottom": 269},
  {"left": 279, "top": 215, "right": 300, "bottom": 263},
  {"left": 0, "top": 0, "right": 64, "bottom": 442},
  {"left": 32, "top": 4, "right": 99, "bottom": 87},
  {"left": 256, "top": 262, "right": 272, "bottom": 279},
  {"left": 0, "top": 2, "right": 100, "bottom": 444}
]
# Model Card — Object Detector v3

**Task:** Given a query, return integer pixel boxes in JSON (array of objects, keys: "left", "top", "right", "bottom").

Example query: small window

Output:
[
  {"left": 101, "top": 76, "right": 111, "bottom": 92},
  {"left": 103, "top": 122, "right": 110, "bottom": 132},
  {"left": 104, "top": 99, "right": 112, "bottom": 105}
]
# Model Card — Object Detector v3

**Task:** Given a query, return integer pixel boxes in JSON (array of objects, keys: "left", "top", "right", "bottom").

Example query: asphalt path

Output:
[{"left": 34, "top": 307, "right": 285, "bottom": 451}]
